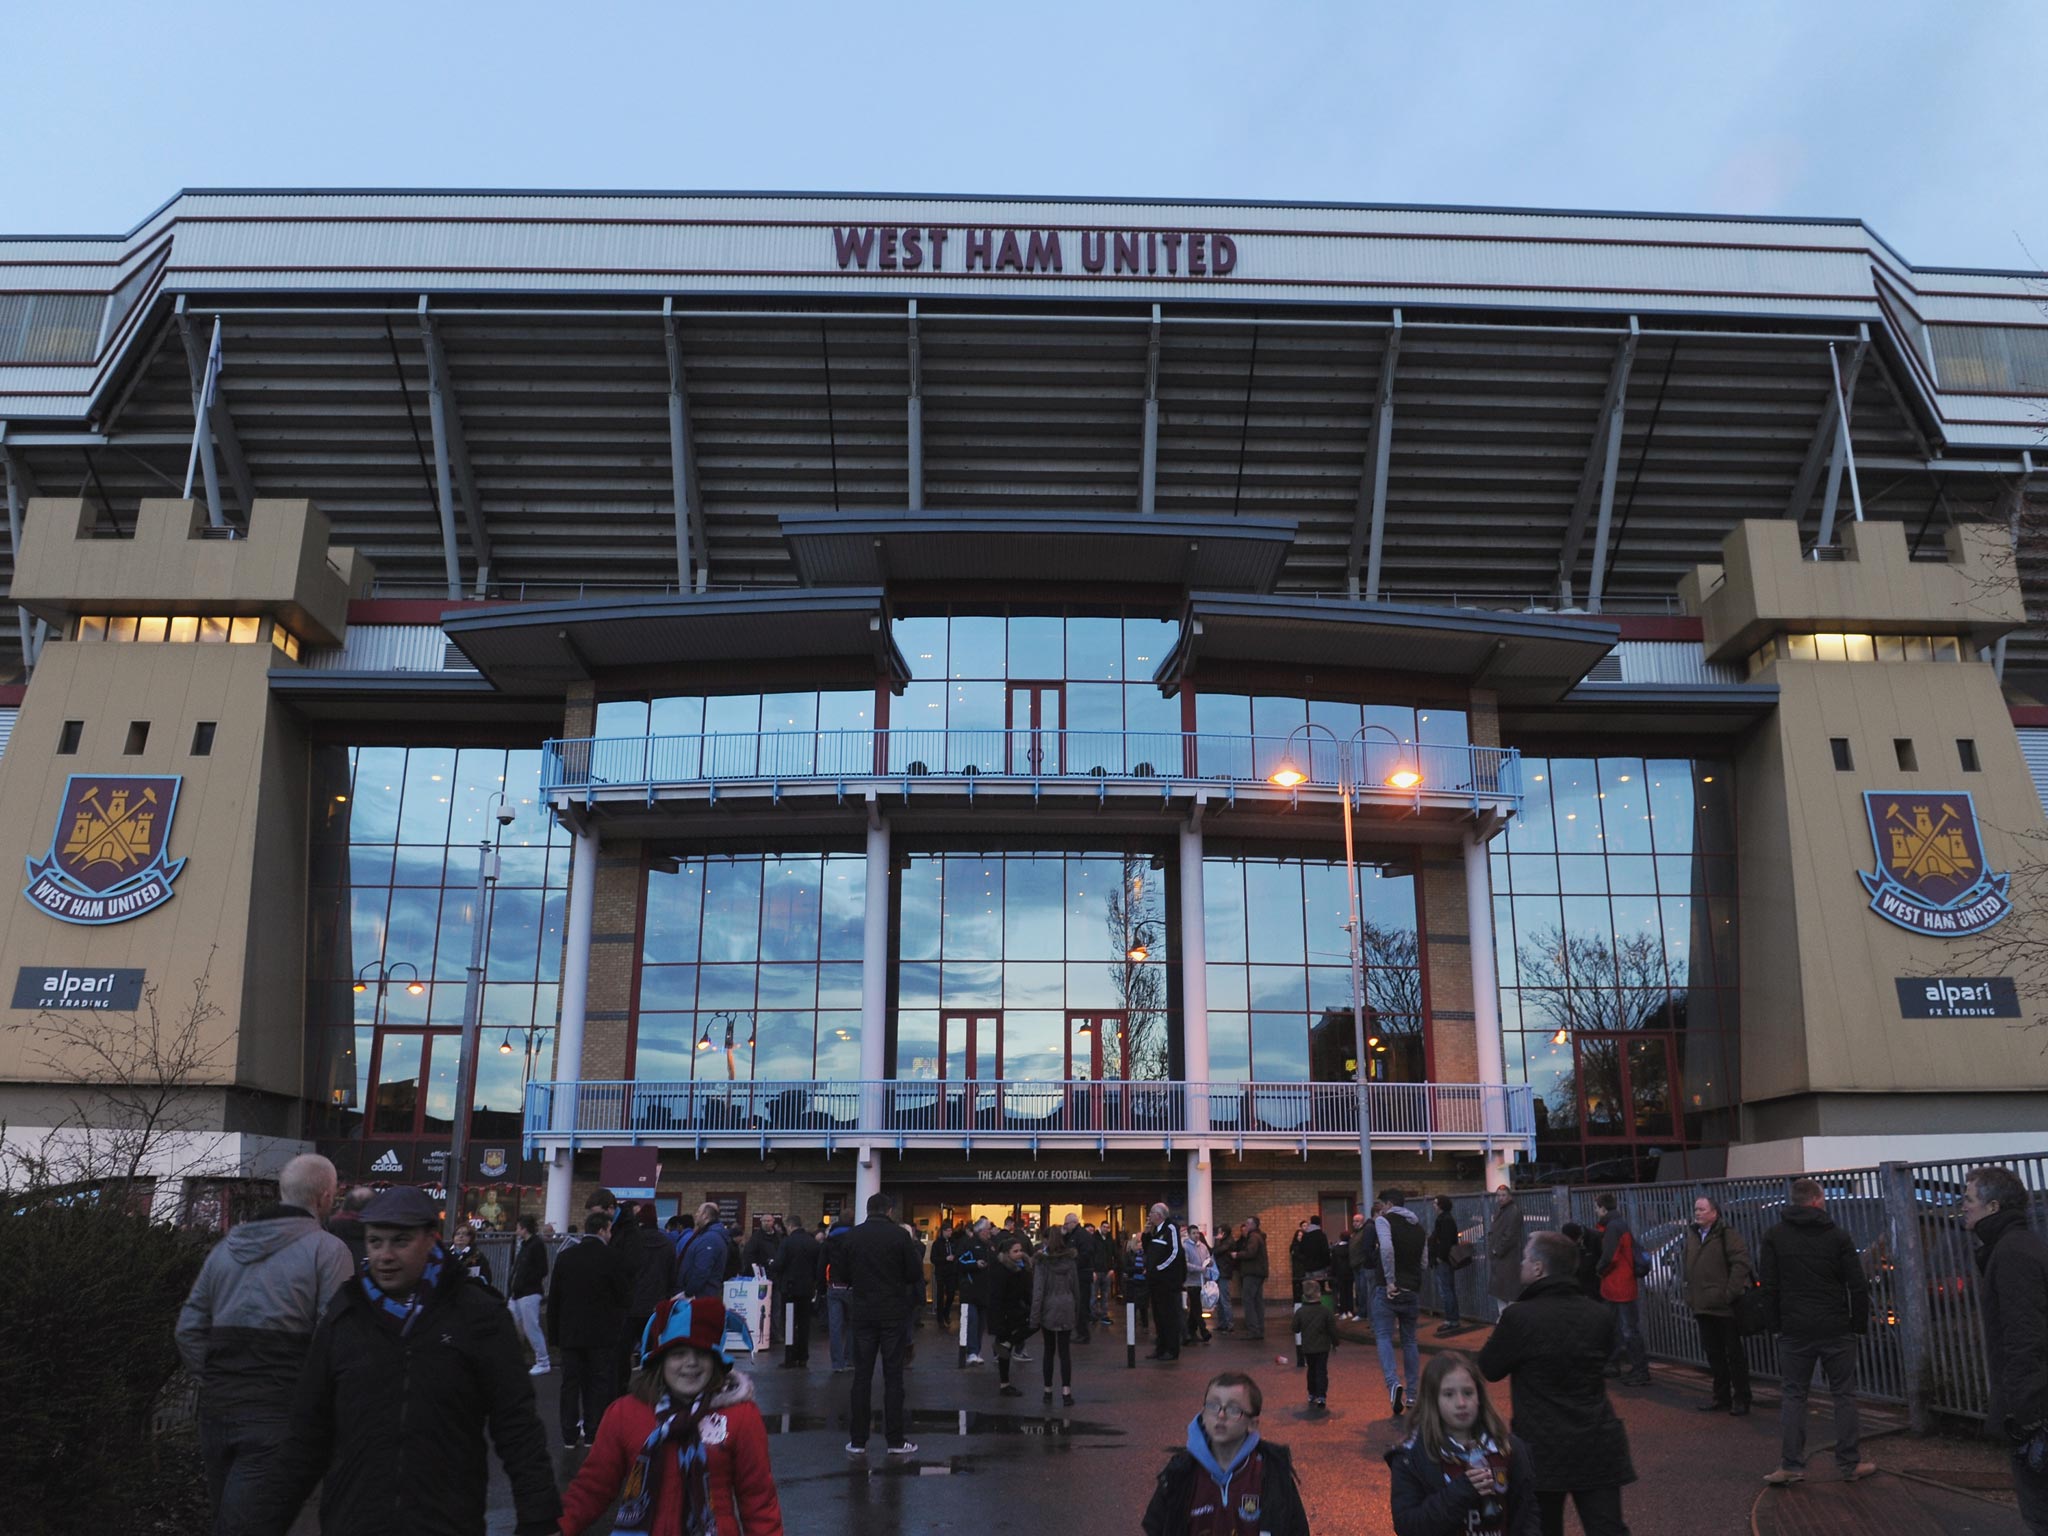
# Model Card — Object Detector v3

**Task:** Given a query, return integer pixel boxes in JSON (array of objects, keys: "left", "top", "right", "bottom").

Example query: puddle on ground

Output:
[{"left": 762, "top": 1408, "right": 1126, "bottom": 1439}]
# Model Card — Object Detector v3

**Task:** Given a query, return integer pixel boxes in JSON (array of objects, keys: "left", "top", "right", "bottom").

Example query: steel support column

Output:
[
  {"left": 543, "top": 824, "right": 600, "bottom": 1234},
  {"left": 1816, "top": 339, "right": 1868, "bottom": 549},
  {"left": 174, "top": 297, "right": 255, "bottom": 517},
  {"left": 1465, "top": 825, "right": 1513, "bottom": 1188},
  {"left": 663, "top": 299, "right": 709, "bottom": 592},
  {"left": 1347, "top": 311, "right": 1401, "bottom": 601},
  {"left": 418, "top": 299, "right": 492, "bottom": 597},
  {"left": 1786, "top": 325, "right": 1867, "bottom": 533},
  {"left": 1179, "top": 803, "right": 1212, "bottom": 1233},
  {"left": 1557, "top": 320, "right": 1636, "bottom": 608},
  {"left": 856, "top": 802, "right": 891, "bottom": 1216},
  {"left": 906, "top": 300, "right": 923, "bottom": 513},
  {"left": 1139, "top": 305, "right": 1162, "bottom": 514}
]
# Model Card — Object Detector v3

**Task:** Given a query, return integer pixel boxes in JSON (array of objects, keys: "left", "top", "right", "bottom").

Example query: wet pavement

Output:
[{"left": 484, "top": 1322, "right": 2033, "bottom": 1534}]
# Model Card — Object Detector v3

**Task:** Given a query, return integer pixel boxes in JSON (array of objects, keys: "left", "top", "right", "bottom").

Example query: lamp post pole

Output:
[
  {"left": 445, "top": 793, "right": 508, "bottom": 1243},
  {"left": 1272, "top": 722, "right": 1418, "bottom": 1221}
]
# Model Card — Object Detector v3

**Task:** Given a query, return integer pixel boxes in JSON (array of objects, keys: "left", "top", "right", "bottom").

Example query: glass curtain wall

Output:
[
  {"left": 1200, "top": 851, "right": 1425, "bottom": 1085},
  {"left": 892, "top": 850, "right": 1172, "bottom": 1081},
  {"left": 636, "top": 853, "right": 868, "bottom": 1085},
  {"left": 592, "top": 691, "right": 877, "bottom": 779},
  {"left": 1193, "top": 695, "right": 1469, "bottom": 782},
  {"left": 306, "top": 746, "right": 569, "bottom": 1145},
  {"left": 1492, "top": 754, "right": 1737, "bottom": 1183}
]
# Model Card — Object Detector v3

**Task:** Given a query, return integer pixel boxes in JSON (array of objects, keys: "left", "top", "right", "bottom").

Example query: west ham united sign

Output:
[
  {"left": 1857, "top": 790, "right": 2011, "bottom": 937},
  {"left": 23, "top": 776, "right": 186, "bottom": 925}
]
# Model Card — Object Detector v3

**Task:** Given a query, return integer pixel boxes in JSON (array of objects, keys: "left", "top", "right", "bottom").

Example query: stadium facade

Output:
[{"left": 0, "top": 191, "right": 2044, "bottom": 1238}]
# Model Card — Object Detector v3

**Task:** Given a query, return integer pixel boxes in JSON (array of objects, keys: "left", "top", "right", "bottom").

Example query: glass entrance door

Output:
[
  {"left": 1066, "top": 1012, "right": 1127, "bottom": 1080},
  {"left": 940, "top": 1012, "right": 1003, "bottom": 1128},
  {"left": 1007, "top": 683, "right": 1063, "bottom": 774},
  {"left": 368, "top": 1031, "right": 461, "bottom": 1146},
  {"left": 1577, "top": 1033, "right": 1679, "bottom": 1141}
]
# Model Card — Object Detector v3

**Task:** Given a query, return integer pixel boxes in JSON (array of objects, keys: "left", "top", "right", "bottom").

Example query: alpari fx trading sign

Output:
[
  {"left": 23, "top": 776, "right": 186, "bottom": 925},
  {"left": 1857, "top": 791, "right": 2011, "bottom": 937}
]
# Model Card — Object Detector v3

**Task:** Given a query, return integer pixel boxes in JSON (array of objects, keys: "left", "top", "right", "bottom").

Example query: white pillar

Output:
[
  {"left": 1464, "top": 828, "right": 1514, "bottom": 1189},
  {"left": 1179, "top": 809, "right": 1212, "bottom": 1228},
  {"left": 855, "top": 806, "right": 891, "bottom": 1217},
  {"left": 544, "top": 824, "right": 599, "bottom": 1234}
]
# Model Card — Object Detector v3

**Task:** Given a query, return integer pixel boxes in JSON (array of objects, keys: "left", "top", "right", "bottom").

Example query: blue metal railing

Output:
[
  {"left": 541, "top": 730, "right": 1521, "bottom": 811},
  {"left": 522, "top": 1077, "right": 1535, "bottom": 1155}
]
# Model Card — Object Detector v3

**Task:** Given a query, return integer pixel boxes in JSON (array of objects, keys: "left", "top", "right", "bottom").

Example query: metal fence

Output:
[{"left": 1418, "top": 1152, "right": 2048, "bottom": 1427}]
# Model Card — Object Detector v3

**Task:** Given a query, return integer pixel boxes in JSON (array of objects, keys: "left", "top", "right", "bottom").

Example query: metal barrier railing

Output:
[
  {"left": 523, "top": 1078, "right": 1534, "bottom": 1155},
  {"left": 1445, "top": 1153, "right": 2048, "bottom": 1426},
  {"left": 541, "top": 729, "right": 1521, "bottom": 813}
]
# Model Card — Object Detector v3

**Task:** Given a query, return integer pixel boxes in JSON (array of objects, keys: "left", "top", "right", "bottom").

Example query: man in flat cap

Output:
[{"left": 236, "top": 1186, "right": 561, "bottom": 1536}]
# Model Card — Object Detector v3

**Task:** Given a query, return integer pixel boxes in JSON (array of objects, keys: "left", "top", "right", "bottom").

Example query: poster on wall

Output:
[
  {"left": 1857, "top": 791, "right": 2012, "bottom": 936},
  {"left": 722, "top": 1275, "right": 770, "bottom": 1356}
]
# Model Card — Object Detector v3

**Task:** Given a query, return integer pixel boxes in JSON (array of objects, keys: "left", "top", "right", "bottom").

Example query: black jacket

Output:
[
  {"left": 987, "top": 1258, "right": 1033, "bottom": 1346},
  {"left": 772, "top": 1226, "right": 821, "bottom": 1299},
  {"left": 1477, "top": 1276, "right": 1635, "bottom": 1494},
  {"left": 1144, "top": 1220, "right": 1187, "bottom": 1289},
  {"left": 1141, "top": 1438, "right": 1308, "bottom": 1536},
  {"left": 1759, "top": 1204, "right": 1869, "bottom": 1340},
  {"left": 1427, "top": 1210, "right": 1460, "bottom": 1268},
  {"left": 241, "top": 1263, "right": 561, "bottom": 1536},
  {"left": 820, "top": 1225, "right": 853, "bottom": 1287},
  {"left": 1974, "top": 1207, "right": 2048, "bottom": 1439},
  {"left": 1296, "top": 1227, "right": 1332, "bottom": 1272},
  {"left": 845, "top": 1215, "right": 923, "bottom": 1323},
  {"left": 625, "top": 1224, "right": 677, "bottom": 1319},
  {"left": 508, "top": 1235, "right": 548, "bottom": 1301},
  {"left": 545, "top": 1236, "right": 628, "bottom": 1350},
  {"left": 1386, "top": 1432, "right": 1540, "bottom": 1536},
  {"left": 742, "top": 1226, "right": 780, "bottom": 1274}
]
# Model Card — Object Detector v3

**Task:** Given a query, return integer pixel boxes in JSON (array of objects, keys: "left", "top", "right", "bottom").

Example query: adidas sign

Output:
[{"left": 370, "top": 1150, "right": 404, "bottom": 1174}]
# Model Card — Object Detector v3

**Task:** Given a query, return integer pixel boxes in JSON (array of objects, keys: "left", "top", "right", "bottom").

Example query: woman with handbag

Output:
[{"left": 1683, "top": 1195, "right": 1755, "bottom": 1415}]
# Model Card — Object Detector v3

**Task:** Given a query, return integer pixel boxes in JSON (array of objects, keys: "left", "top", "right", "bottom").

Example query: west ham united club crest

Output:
[
  {"left": 1857, "top": 790, "right": 2011, "bottom": 937},
  {"left": 24, "top": 776, "right": 186, "bottom": 925}
]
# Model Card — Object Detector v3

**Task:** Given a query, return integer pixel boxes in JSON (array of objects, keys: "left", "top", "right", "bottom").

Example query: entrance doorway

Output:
[
  {"left": 940, "top": 1011, "right": 1002, "bottom": 1128},
  {"left": 368, "top": 1030, "right": 458, "bottom": 1138},
  {"left": 1007, "top": 683, "right": 1064, "bottom": 774},
  {"left": 1577, "top": 1033, "right": 1679, "bottom": 1141},
  {"left": 1065, "top": 1011, "right": 1127, "bottom": 1080}
]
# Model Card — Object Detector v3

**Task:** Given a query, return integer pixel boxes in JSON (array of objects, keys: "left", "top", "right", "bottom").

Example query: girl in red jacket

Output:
[{"left": 560, "top": 1293, "right": 785, "bottom": 1536}]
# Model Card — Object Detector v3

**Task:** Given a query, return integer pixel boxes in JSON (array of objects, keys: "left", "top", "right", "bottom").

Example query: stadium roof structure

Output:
[{"left": 0, "top": 190, "right": 2042, "bottom": 682}]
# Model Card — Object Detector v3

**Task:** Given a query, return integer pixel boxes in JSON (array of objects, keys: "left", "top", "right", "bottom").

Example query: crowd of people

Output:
[{"left": 169, "top": 1158, "right": 2047, "bottom": 1536}]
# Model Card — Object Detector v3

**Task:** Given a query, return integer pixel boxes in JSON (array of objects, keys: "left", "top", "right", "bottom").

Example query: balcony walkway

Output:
[
  {"left": 543, "top": 729, "right": 1522, "bottom": 814},
  {"left": 523, "top": 1078, "right": 1534, "bottom": 1159}
]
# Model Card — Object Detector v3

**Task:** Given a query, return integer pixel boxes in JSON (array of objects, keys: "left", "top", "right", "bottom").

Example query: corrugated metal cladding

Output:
[
  {"left": 2019, "top": 730, "right": 2048, "bottom": 816},
  {"left": 0, "top": 708, "right": 16, "bottom": 758},
  {"left": 302, "top": 625, "right": 453, "bottom": 673},
  {"left": 1571, "top": 641, "right": 1744, "bottom": 686}
]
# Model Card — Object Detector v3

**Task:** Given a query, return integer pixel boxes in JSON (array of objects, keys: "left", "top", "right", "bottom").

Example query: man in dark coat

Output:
[
  {"left": 326, "top": 1183, "right": 372, "bottom": 1270},
  {"left": 1683, "top": 1194, "right": 1753, "bottom": 1415},
  {"left": 1759, "top": 1178, "right": 1873, "bottom": 1486},
  {"left": 1236, "top": 1216, "right": 1270, "bottom": 1340},
  {"left": 772, "top": 1216, "right": 821, "bottom": 1367},
  {"left": 1479, "top": 1229, "right": 1635, "bottom": 1536},
  {"left": 238, "top": 1185, "right": 561, "bottom": 1536},
  {"left": 1487, "top": 1185, "right": 1527, "bottom": 1309},
  {"left": 845, "top": 1191, "right": 925, "bottom": 1456},
  {"left": 742, "top": 1217, "right": 781, "bottom": 1275},
  {"left": 1144, "top": 1202, "right": 1188, "bottom": 1361},
  {"left": 673, "top": 1199, "right": 734, "bottom": 1299},
  {"left": 1963, "top": 1164, "right": 2048, "bottom": 1528},
  {"left": 1296, "top": 1214, "right": 1333, "bottom": 1285},
  {"left": 507, "top": 1213, "right": 551, "bottom": 1375},
  {"left": 546, "top": 1210, "right": 628, "bottom": 1445}
]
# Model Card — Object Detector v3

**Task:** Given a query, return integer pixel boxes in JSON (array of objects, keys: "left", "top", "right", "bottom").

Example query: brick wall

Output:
[
  {"left": 1421, "top": 855, "right": 1480, "bottom": 1083},
  {"left": 580, "top": 841, "right": 644, "bottom": 1080},
  {"left": 563, "top": 682, "right": 595, "bottom": 740}
]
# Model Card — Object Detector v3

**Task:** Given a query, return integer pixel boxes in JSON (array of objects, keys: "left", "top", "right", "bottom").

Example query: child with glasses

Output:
[{"left": 1141, "top": 1371, "right": 1310, "bottom": 1535}]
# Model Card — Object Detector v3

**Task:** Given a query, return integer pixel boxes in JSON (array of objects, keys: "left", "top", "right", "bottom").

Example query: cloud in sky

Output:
[{"left": 3, "top": 0, "right": 2041, "bottom": 269}]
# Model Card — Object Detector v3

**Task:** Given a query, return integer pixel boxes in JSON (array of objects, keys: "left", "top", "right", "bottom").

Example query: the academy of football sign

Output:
[
  {"left": 1857, "top": 790, "right": 2011, "bottom": 937},
  {"left": 23, "top": 776, "right": 186, "bottom": 925}
]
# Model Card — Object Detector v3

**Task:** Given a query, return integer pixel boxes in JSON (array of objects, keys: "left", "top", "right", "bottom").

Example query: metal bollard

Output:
[
  {"left": 1127, "top": 1301, "right": 1137, "bottom": 1369},
  {"left": 782, "top": 1302, "right": 796, "bottom": 1367},
  {"left": 959, "top": 1301, "right": 970, "bottom": 1368}
]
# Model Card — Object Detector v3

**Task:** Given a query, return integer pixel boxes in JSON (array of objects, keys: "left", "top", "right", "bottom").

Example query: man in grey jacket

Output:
[{"left": 176, "top": 1153, "right": 354, "bottom": 1534}]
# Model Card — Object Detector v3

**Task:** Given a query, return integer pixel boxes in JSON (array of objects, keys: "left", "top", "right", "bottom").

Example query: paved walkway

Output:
[{"left": 482, "top": 1318, "right": 2030, "bottom": 1534}]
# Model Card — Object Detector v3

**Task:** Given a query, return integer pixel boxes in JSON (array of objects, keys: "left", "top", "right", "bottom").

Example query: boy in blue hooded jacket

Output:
[{"left": 1142, "top": 1370, "right": 1310, "bottom": 1535}]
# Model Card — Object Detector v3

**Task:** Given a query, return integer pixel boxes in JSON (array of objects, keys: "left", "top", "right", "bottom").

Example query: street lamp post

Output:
[
  {"left": 445, "top": 792, "right": 516, "bottom": 1243},
  {"left": 1268, "top": 723, "right": 1422, "bottom": 1220}
]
